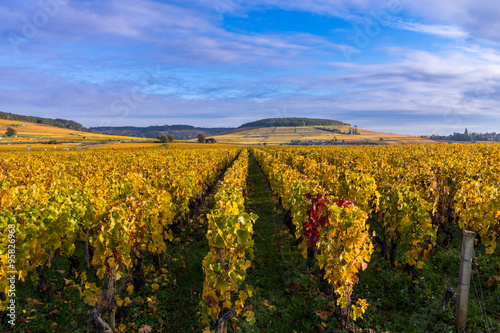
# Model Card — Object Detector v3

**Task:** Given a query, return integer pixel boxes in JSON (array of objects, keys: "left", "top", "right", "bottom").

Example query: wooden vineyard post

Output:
[{"left": 456, "top": 230, "right": 475, "bottom": 329}]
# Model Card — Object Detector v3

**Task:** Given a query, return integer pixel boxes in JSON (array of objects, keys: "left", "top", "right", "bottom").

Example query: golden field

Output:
[{"left": 208, "top": 125, "right": 438, "bottom": 145}]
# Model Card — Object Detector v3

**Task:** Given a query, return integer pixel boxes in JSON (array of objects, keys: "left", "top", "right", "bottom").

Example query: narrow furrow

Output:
[{"left": 236, "top": 153, "right": 336, "bottom": 332}]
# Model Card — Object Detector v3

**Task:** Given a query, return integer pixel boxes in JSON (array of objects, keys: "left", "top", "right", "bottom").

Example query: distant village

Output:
[{"left": 430, "top": 129, "right": 500, "bottom": 142}]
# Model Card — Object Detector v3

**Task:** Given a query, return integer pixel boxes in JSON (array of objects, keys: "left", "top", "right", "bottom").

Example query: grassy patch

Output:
[{"left": 229, "top": 154, "right": 342, "bottom": 332}]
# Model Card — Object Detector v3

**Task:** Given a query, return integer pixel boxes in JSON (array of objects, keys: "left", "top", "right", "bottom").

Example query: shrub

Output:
[
  {"left": 5, "top": 127, "right": 16, "bottom": 137},
  {"left": 157, "top": 134, "right": 167, "bottom": 143}
]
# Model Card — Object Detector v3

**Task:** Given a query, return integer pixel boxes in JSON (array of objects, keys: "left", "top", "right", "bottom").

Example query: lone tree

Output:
[
  {"left": 167, "top": 134, "right": 174, "bottom": 142},
  {"left": 157, "top": 134, "right": 167, "bottom": 143},
  {"left": 5, "top": 127, "right": 16, "bottom": 137},
  {"left": 197, "top": 133, "right": 206, "bottom": 143}
]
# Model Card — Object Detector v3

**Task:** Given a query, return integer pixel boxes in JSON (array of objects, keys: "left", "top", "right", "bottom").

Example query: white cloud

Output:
[{"left": 391, "top": 21, "right": 468, "bottom": 39}]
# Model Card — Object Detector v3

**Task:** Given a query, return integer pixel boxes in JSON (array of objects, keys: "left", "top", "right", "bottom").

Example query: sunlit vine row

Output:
[
  {"left": 201, "top": 149, "right": 257, "bottom": 330},
  {"left": 252, "top": 148, "right": 373, "bottom": 323}
]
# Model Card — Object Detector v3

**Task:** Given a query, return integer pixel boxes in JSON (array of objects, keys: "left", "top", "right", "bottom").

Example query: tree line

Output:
[
  {"left": 239, "top": 117, "right": 349, "bottom": 128},
  {"left": 0, "top": 111, "right": 94, "bottom": 132}
]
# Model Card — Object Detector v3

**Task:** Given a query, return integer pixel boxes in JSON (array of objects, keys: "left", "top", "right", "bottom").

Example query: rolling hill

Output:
[
  {"left": 0, "top": 118, "right": 146, "bottom": 151},
  {"left": 209, "top": 120, "right": 438, "bottom": 145},
  {"left": 238, "top": 117, "right": 349, "bottom": 128}
]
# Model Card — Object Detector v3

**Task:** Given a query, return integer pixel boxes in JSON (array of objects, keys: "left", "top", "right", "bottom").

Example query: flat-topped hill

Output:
[{"left": 211, "top": 121, "right": 437, "bottom": 145}]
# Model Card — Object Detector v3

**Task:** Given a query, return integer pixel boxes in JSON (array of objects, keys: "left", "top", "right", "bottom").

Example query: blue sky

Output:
[{"left": 1, "top": 0, "right": 500, "bottom": 134}]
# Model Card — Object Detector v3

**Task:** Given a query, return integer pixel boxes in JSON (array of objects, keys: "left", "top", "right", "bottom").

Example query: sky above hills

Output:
[{"left": 1, "top": 0, "right": 500, "bottom": 135}]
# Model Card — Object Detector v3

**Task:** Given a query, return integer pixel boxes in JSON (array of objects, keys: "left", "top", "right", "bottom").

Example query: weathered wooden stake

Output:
[
  {"left": 85, "top": 230, "right": 90, "bottom": 268},
  {"left": 456, "top": 230, "right": 475, "bottom": 329},
  {"left": 109, "top": 310, "right": 116, "bottom": 332}
]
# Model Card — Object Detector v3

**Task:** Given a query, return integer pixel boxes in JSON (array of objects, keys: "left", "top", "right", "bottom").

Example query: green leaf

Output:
[
  {"left": 236, "top": 229, "right": 250, "bottom": 243},
  {"left": 245, "top": 284, "right": 254, "bottom": 297},
  {"left": 213, "top": 235, "right": 225, "bottom": 248},
  {"left": 216, "top": 278, "right": 231, "bottom": 294}
]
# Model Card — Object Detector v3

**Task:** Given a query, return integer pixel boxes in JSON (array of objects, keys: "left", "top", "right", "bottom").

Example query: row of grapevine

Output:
[
  {"left": 264, "top": 143, "right": 500, "bottom": 269},
  {"left": 201, "top": 149, "right": 257, "bottom": 332},
  {"left": 252, "top": 148, "right": 374, "bottom": 325},
  {"left": 264, "top": 146, "right": 434, "bottom": 269},
  {"left": 0, "top": 146, "right": 239, "bottom": 330}
]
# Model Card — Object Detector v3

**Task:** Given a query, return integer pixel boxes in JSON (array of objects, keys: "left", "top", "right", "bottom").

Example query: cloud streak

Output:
[{"left": 390, "top": 21, "right": 468, "bottom": 39}]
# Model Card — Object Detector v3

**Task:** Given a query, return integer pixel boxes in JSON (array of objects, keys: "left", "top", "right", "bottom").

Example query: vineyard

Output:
[{"left": 1, "top": 144, "right": 499, "bottom": 332}]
